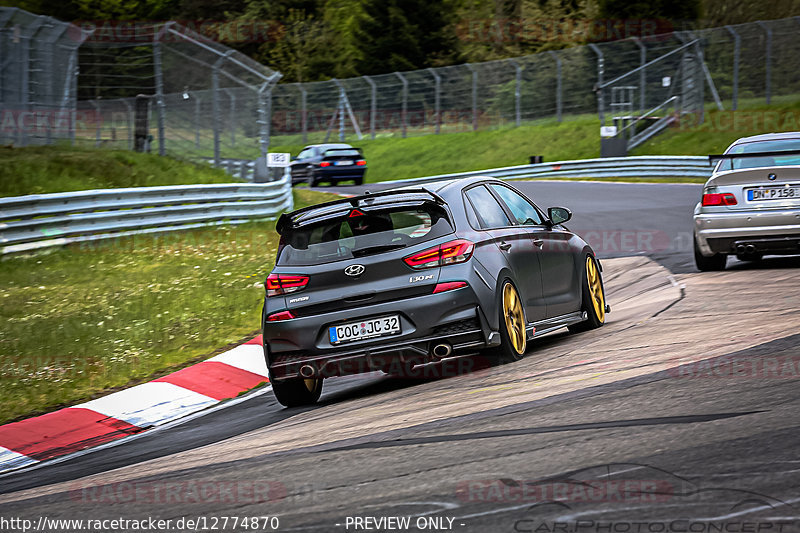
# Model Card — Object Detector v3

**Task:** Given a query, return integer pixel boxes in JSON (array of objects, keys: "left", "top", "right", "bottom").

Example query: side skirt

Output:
[{"left": 526, "top": 311, "right": 587, "bottom": 339}]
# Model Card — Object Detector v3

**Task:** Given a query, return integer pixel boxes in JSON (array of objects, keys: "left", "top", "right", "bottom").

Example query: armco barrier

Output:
[
  {"left": 0, "top": 156, "right": 712, "bottom": 254},
  {"left": 383, "top": 155, "right": 713, "bottom": 187},
  {"left": 0, "top": 175, "right": 293, "bottom": 254}
]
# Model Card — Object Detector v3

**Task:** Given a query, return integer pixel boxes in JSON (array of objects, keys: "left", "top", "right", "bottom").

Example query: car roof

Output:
[
  {"left": 303, "top": 143, "right": 353, "bottom": 150},
  {"left": 728, "top": 131, "right": 800, "bottom": 149}
]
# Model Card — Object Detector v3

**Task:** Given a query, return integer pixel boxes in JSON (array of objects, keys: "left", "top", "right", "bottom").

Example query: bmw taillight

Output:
[
  {"left": 265, "top": 274, "right": 309, "bottom": 297},
  {"left": 403, "top": 239, "right": 474, "bottom": 270},
  {"left": 319, "top": 161, "right": 331, "bottom": 167},
  {"left": 356, "top": 160, "right": 366, "bottom": 166},
  {"left": 702, "top": 192, "right": 737, "bottom": 206}
]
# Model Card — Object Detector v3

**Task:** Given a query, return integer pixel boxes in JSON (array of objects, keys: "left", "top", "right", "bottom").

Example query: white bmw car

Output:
[{"left": 694, "top": 132, "right": 800, "bottom": 270}]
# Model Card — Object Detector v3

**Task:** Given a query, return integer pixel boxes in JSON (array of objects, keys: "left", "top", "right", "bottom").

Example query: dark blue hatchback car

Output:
[{"left": 289, "top": 143, "right": 367, "bottom": 187}]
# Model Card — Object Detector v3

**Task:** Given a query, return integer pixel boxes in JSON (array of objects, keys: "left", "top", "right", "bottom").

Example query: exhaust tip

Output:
[
  {"left": 299, "top": 364, "right": 315, "bottom": 378},
  {"left": 736, "top": 244, "right": 746, "bottom": 254},
  {"left": 431, "top": 343, "right": 453, "bottom": 359},
  {"left": 745, "top": 244, "right": 756, "bottom": 254}
]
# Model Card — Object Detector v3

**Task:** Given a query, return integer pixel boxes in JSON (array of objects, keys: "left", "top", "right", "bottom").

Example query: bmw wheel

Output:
[
  {"left": 493, "top": 280, "right": 527, "bottom": 363},
  {"left": 569, "top": 255, "right": 606, "bottom": 333},
  {"left": 271, "top": 377, "right": 323, "bottom": 407},
  {"left": 694, "top": 235, "right": 726, "bottom": 271}
]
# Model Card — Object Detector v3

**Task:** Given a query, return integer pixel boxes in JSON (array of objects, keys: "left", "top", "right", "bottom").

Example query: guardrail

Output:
[
  {"left": 385, "top": 156, "right": 713, "bottom": 187},
  {"left": 1, "top": 155, "right": 711, "bottom": 254},
  {"left": 0, "top": 176, "right": 293, "bottom": 254}
]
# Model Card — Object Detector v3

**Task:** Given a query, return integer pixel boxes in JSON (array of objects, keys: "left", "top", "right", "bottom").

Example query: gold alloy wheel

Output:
[
  {"left": 586, "top": 256, "right": 606, "bottom": 323},
  {"left": 502, "top": 283, "right": 526, "bottom": 355}
]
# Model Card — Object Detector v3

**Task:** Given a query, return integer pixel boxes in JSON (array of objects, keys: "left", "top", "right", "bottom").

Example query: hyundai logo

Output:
[
  {"left": 768, "top": 173, "right": 777, "bottom": 181},
  {"left": 344, "top": 264, "right": 365, "bottom": 277}
]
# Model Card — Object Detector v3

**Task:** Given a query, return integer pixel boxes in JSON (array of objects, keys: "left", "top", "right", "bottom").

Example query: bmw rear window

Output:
[
  {"left": 323, "top": 149, "right": 361, "bottom": 157},
  {"left": 718, "top": 139, "right": 800, "bottom": 171},
  {"left": 277, "top": 205, "right": 453, "bottom": 266}
]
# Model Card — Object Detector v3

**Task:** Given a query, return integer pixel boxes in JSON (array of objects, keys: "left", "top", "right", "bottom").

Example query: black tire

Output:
[
  {"left": 354, "top": 176, "right": 364, "bottom": 186},
  {"left": 309, "top": 176, "right": 319, "bottom": 188},
  {"left": 271, "top": 377, "right": 323, "bottom": 407},
  {"left": 568, "top": 254, "right": 606, "bottom": 334},
  {"left": 491, "top": 280, "right": 527, "bottom": 364},
  {"left": 694, "top": 235, "right": 727, "bottom": 271}
]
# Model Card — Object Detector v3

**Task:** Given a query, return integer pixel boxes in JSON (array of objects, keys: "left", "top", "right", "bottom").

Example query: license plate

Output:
[
  {"left": 329, "top": 315, "right": 401, "bottom": 344},
  {"left": 335, "top": 160, "right": 353, "bottom": 166},
  {"left": 747, "top": 186, "right": 800, "bottom": 201}
]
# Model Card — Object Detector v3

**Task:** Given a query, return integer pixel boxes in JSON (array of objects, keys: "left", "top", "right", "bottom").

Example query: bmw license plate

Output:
[
  {"left": 329, "top": 315, "right": 401, "bottom": 344},
  {"left": 335, "top": 160, "right": 353, "bottom": 166},
  {"left": 747, "top": 186, "right": 800, "bottom": 201}
]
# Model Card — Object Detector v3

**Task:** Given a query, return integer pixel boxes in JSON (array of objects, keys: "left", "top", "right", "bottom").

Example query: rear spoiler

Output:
[
  {"left": 322, "top": 147, "right": 363, "bottom": 155},
  {"left": 276, "top": 188, "right": 446, "bottom": 234},
  {"left": 709, "top": 149, "right": 800, "bottom": 163}
]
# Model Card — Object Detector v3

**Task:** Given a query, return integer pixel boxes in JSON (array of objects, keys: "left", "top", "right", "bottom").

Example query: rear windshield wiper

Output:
[{"left": 351, "top": 243, "right": 407, "bottom": 257}]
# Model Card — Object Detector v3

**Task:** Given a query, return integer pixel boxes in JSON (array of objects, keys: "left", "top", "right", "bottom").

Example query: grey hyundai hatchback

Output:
[{"left": 262, "top": 177, "right": 607, "bottom": 406}]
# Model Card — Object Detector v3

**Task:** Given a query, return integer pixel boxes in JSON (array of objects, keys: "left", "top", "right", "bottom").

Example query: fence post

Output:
[
  {"left": 153, "top": 23, "right": 173, "bottom": 157},
  {"left": 257, "top": 73, "right": 280, "bottom": 159},
  {"left": 756, "top": 21, "right": 772, "bottom": 105},
  {"left": 224, "top": 88, "right": 236, "bottom": 147},
  {"left": 362, "top": 76, "right": 377, "bottom": 140},
  {"left": 509, "top": 60, "right": 522, "bottom": 127},
  {"left": 296, "top": 83, "right": 307, "bottom": 143},
  {"left": 588, "top": 44, "right": 604, "bottom": 125},
  {"left": 466, "top": 63, "right": 478, "bottom": 131},
  {"left": 724, "top": 26, "right": 740, "bottom": 111},
  {"left": 91, "top": 99, "right": 102, "bottom": 147},
  {"left": 427, "top": 68, "right": 441, "bottom": 134},
  {"left": 547, "top": 51, "right": 563, "bottom": 123},
  {"left": 194, "top": 95, "right": 201, "bottom": 148},
  {"left": 212, "top": 51, "right": 233, "bottom": 167},
  {"left": 394, "top": 72, "right": 408, "bottom": 138},
  {"left": 333, "top": 78, "right": 346, "bottom": 141},
  {"left": 632, "top": 38, "right": 646, "bottom": 113},
  {"left": 122, "top": 99, "right": 133, "bottom": 150}
]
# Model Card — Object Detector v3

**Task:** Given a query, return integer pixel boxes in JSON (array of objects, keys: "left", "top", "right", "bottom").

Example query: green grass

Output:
[
  {"left": 0, "top": 188, "right": 339, "bottom": 425},
  {"left": 271, "top": 115, "right": 602, "bottom": 183},
  {"left": 0, "top": 144, "right": 234, "bottom": 197},
  {"left": 632, "top": 96, "right": 800, "bottom": 157}
]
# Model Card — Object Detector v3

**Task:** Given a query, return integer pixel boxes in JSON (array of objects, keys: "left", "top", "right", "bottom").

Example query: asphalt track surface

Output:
[{"left": 2, "top": 180, "right": 799, "bottom": 532}]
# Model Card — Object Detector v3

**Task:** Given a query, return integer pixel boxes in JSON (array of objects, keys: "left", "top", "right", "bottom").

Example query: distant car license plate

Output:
[
  {"left": 329, "top": 315, "right": 401, "bottom": 344},
  {"left": 747, "top": 186, "right": 800, "bottom": 201},
  {"left": 335, "top": 160, "right": 353, "bottom": 166}
]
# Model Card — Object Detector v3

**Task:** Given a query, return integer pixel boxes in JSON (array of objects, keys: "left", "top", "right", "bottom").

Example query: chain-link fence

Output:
[
  {"left": 274, "top": 17, "right": 800, "bottom": 146},
  {"left": 3, "top": 9, "right": 800, "bottom": 167},
  {"left": 0, "top": 8, "right": 91, "bottom": 146}
]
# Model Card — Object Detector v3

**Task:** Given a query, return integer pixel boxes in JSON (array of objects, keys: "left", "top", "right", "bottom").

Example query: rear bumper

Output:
[
  {"left": 694, "top": 208, "right": 800, "bottom": 255},
  {"left": 314, "top": 168, "right": 366, "bottom": 180},
  {"left": 264, "top": 287, "right": 495, "bottom": 380}
]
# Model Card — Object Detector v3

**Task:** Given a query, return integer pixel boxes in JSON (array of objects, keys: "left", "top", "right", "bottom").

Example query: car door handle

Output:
[
  {"left": 499, "top": 241, "right": 512, "bottom": 251},
  {"left": 532, "top": 239, "right": 544, "bottom": 247}
]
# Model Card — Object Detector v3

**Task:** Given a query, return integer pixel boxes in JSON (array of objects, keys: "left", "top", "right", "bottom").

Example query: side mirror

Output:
[{"left": 547, "top": 206, "right": 572, "bottom": 225}]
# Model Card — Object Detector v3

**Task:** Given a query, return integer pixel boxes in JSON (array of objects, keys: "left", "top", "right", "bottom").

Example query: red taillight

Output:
[
  {"left": 356, "top": 160, "right": 366, "bottom": 166},
  {"left": 403, "top": 239, "right": 474, "bottom": 270},
  {"left": 433, "top": 281, "right": 468, "bottom": 294},
  {"left": 319, "top": 161, "right": 331, "bottom": 167},
  {"left": 702, "top": 193, "right": 737, "bottom": 206},
  {"left": 267, "top": 310, "right": 296, "bottom": 321},
  {"left": 264, "top": 274, "right": 309, "bottom": 297}
]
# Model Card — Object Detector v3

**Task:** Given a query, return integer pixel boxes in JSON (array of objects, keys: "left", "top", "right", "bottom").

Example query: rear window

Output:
[
  {"left": 277, "top": 205, "right": 453, "bottom": 266},
  {"left": 718, "top": 139, "right": 800, "bottom": 171},
  {"left": 324, "top": 149, "right": 361, "bottom": 157}
]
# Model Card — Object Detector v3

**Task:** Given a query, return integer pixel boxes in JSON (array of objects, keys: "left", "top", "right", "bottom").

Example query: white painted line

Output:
[
  {"left": 207, "top": 344, "right": 269, "bottom": 378},
  {"left": 78, "top": 382, "right": 218, "bottom": 428},
  {"left": 0, "top": 446, "right": 38, "bottom": 472}
]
